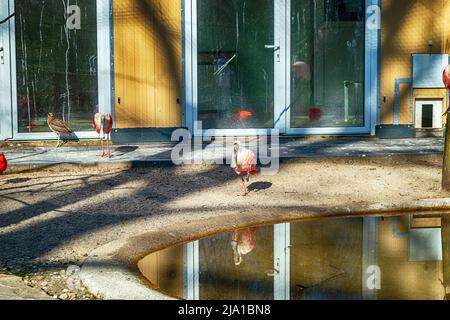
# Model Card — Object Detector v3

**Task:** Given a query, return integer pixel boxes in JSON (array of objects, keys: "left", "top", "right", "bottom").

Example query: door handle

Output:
[
  {"left": 267, "top": 268, "right": 280, "bottom": 277},
  {"left": 267, "top": 258, "right": 281, "bottom": 277},
  {"left": 264, "top": 45, "right": 281, "bottom": 62},
  {"left": 0, "top": 47, "right": 4, "bottom": 65},
  {"left": 264, "top": 45, "right": 280, "bottom": 51}
]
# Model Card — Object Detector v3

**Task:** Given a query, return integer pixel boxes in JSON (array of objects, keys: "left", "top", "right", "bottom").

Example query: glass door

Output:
[
  {"left": 5, "top": 0, "right": 112, "bottom": 140},
  {"left": 191, "top": 0, "right": 286, "bottom": 136},
  {"left": 287, "top": 0, "right": 367, "bottom": 134},
  {"left": 188, "top": 0, "right": 370, "bottom": 136}
]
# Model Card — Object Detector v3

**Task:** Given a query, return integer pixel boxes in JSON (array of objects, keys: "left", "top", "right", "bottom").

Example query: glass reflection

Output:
[
  {"left": 139, "top": 213, "right": 450, "bottom": 300},
  {"left": 231, "top": 228, "right": 257, "bottom": 266},
  {"left": 290, "top": 218, "right": 363, "bottom": 300},
  {"left": 197, "top": 0, "right": 275, "bottom": 129},
  {"left": 15, "top": 0, "right": 98, "bottom": 133},
  {"left": 198, "top": 225, "right": 274, "bottom": 300},
  {"left": 291, "top": 0, "right": 365, "bottom": 128}
]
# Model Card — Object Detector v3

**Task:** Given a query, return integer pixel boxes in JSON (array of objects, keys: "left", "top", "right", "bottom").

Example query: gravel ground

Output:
[{"left": 0, "top": 155, "right": 448, "bottom": 299}]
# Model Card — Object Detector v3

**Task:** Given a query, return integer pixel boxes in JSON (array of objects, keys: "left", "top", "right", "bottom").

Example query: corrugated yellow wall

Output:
[
  {"left": 138, "top": 245, "right": 184, "bottom": 298},
  {"left": 113, "top": 0, "right": 182, "bottom": 129},
  {"left": 381, "top": 0, "right": 450, "bottom": 125},
  {"left": 378, "top": 217, "right": 444, "bottom": 300}
]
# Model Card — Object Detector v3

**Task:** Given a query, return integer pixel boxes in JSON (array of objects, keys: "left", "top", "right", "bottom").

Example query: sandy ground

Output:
[{"left": 0, "top": 155, "right": 448, "bottom": 298}]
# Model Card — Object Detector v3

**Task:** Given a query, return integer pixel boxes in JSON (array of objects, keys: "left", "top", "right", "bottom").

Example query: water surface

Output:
[{"left": 139, "top": 213, "right": 450, "bottom": 300}]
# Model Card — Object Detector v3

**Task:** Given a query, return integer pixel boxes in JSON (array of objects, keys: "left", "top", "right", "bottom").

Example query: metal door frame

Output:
[
  {"left": 0, "top": 0, "right": 13, "bottom": 140},
  {"left": 274, "top": 223, "right": 290, "bottom": 300}
]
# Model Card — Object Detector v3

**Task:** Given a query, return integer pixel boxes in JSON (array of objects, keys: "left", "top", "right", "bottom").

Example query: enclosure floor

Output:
[{"left": 0, "top": 155, "right": 447, "bottom": 270}]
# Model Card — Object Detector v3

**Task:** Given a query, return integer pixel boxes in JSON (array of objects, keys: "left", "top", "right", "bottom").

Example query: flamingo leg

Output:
[
  {"left": 107, "top": 138, "right": 112, "bottom": 158},
  {"left": 100, "top": 140, "right": 105, "bottom": 157},
  {"left": 240, "top": 175, "right": 249, "bottom": 197}
]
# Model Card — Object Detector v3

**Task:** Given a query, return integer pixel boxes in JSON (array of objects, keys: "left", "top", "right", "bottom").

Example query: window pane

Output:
[
  {"left": 197, "top": 0, "right": 274, "bottom": 129},
  {"left": 15, "top": 0, "right": 98, "bottom": 133},
  {"left": 291, "top": 0, "right": 365, "bottom": 128}
]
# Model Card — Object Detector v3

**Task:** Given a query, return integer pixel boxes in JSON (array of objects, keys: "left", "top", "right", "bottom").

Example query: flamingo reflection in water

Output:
[{"left": 231, "top": 228, "right": 257, "bottom": 266}]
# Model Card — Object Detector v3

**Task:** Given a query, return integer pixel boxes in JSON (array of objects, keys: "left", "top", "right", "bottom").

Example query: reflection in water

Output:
[
  {"left": 231, "top": 228, "right": 257, "bottom": 266},
  {"left": 138, "top": 214, "right": 450, "bottom": 300}
]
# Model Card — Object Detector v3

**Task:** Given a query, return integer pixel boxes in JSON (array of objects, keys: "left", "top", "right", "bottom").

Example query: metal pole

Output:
[{"left": 442, "top": 92, "right": 450, "bottom": 191}]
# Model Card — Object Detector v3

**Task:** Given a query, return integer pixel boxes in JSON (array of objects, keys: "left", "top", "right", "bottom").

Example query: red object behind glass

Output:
[
  {"left": 0, "top": 153, "right": 7, "bottom": 175},
  {"left": 233, "top": 110, "right": 254, "bottom": 121},
  {"left": 308, "top": 107, "right": 322, "bottom": 123}
]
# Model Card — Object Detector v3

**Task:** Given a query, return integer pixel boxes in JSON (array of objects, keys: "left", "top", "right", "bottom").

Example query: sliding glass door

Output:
[
  {"left": 288, "top": 0, "right": 366, "bottom": 133},
  {"left": 2, "top": 0, "right": 112, "bottom": 140},
  {"left": 187, "top": 0, "right": 370, "bottom": 136},
  {"left": 196, "top": 0, "right": 275, "bottom": 130},
  {"left": 14, "top": 0, "right": 98, "bottom": 134}
]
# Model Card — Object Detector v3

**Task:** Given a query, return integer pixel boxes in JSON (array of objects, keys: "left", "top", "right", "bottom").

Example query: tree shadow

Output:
[{"left": 0, "top": 160, "right": 241, "bottom": 267}]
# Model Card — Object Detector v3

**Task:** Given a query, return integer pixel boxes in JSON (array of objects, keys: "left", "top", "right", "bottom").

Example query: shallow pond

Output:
[{"left": 138, "top": 213, "right": 450, "bottom": 300}]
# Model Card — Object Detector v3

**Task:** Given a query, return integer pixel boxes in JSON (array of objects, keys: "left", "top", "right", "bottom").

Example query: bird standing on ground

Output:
[
  {"left": 0, "top": 153, "right": 7, "bottom": 175},
  {"left": 47, "top": 113, "right": 74, "bottom": 148},
  {"left": 231, "top": 141, "right": 258, "bottom": 196},
  {"left": 92, "top": 113, "right": 114, "bottom": 158}
]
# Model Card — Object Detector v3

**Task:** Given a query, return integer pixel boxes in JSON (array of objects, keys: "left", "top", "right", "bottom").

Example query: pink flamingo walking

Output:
[
  {"left": 231, "top": 141, "right": 258, "bottom": 196},
  {"left": 93, "top": 113, "right": 114, "bottom": 158}
]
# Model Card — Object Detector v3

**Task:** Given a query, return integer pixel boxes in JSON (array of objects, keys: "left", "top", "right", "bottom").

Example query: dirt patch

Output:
[{"left": 0, "top": 155, "right": 448, "bottom": 298}]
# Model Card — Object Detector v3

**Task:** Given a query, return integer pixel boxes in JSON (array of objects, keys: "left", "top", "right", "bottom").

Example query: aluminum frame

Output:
[
  {"left": 362, "top": 217, "right": 379, "bottom": 300},
  {"left": 184, "top": 0, "right": 380, "bottom": 137},
  {"left": 5, "top": 0, "right": 113, "bottom": 141},
  {"left": 0, "top": 0, "right": 13, "bottom": 140},
  {"left": 184, "top": 241, "right": 200, "bottom": 300},
  {"left": 274, "top": 223, "right": 290, "bottom": 300}
]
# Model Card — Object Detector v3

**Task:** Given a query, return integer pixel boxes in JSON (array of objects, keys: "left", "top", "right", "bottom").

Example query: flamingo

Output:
[
  {"left": 443, "top": 65, "right": 450, "bottom": 115},
  {"left": 231, "top": 141, "right": 258, "bottom": 196},
  {"left": 231, "top": 228, "right": 257, "bottom": 266},
  {"left": 93, "top": 113, "right": 114, "bottom": 158},
  {"left": 47, "top": 113, "right": 74, "bottom": 148},
  {"left": 0, "top": 153, "right": 7, "bottom": 175}
]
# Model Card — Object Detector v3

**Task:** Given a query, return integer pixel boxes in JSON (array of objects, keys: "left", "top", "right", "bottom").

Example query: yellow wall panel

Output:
[
  {"left": 138, "top": 245, "right": 184, "bottom": 298},
  {"left": 378, "top": 217, "right": 444, "bottom": 300},
  {"left": 381, "top": 0, "right": 450, "bottom": 125},
  {"left": 113, "top": 0, "right": 182, "bottom": 129}
]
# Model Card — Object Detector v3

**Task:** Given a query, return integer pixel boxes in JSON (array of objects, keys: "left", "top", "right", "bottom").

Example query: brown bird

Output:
[{"left": 47, "top": 113, "right": 73, "bottom": 148}]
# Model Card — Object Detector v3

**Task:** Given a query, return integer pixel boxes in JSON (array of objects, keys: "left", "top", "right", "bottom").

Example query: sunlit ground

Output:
[{"left": 0, "top": 155, "right": 447, "bottom": 298}]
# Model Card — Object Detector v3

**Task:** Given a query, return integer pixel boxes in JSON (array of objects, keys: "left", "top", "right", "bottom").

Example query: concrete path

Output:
[
  {"left": 0, "top": 137, "right": 444, "bottom": 169},
  {"left": 0, "top": 274, "right": 53, "bottom": 300}
]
